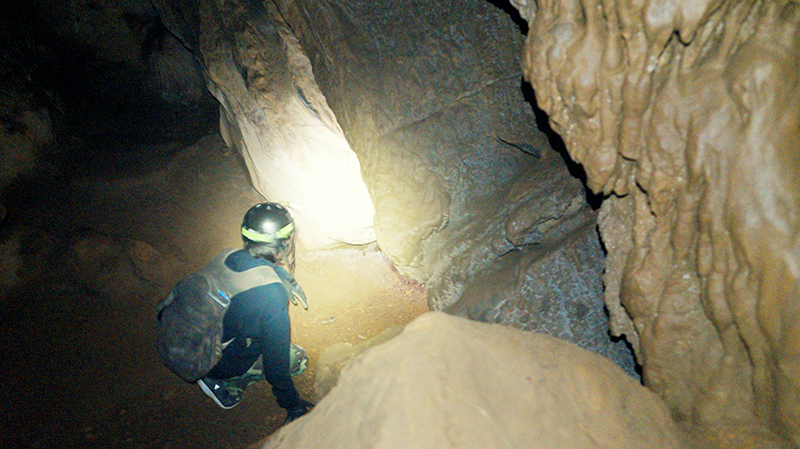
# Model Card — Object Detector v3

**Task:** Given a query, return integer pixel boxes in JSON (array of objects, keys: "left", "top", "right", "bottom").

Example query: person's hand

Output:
[
  {"left": 289, "top": 289, "right": 308, "bottom": 310},
  {"left": 275, "top": 266, "right": 308, "bottom": 310},
  {"left": 282, "top": 399, "right": 315, "bottom": 425}
]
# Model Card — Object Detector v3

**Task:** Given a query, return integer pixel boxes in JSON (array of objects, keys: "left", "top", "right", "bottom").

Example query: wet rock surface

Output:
[{"left": 513, "top": 0, "right": 800, "bottom": 445}]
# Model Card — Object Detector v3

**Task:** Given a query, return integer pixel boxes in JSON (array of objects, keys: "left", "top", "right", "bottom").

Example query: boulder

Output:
[{"left": 263, "top": 312, "right": 687, "bottom": 449}]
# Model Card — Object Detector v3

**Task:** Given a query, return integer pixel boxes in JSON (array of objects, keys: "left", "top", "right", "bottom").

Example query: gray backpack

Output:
[{"left": 156, "top": 248, "right": 301, "bottom": 383}]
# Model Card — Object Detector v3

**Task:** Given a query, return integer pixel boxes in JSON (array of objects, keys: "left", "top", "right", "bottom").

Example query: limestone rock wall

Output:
[
  {"left": 154, "top": 0, "right": 377, "bottom": 249},
  {"left": 153, "top": 0, "right": 637, "bottom": 373},
  {"left": 273, "top": 0, "right": 566, "bottom": 302},
  {"left": 273, "top": 0, "right": 540, "bottom": 281},
  {"left": 272, "top": 0, "right": 637, "bottom": 371},
  {"left": 445, "top": 153, "right": 638, "bottom": 376},
  {"left": 512, "top": 0, "right": 800, "bottom": 443}
]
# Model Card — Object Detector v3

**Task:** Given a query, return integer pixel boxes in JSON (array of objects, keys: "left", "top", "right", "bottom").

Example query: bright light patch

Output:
[{"left": 235, "top": 94, "right": 376, "bottom": 250}]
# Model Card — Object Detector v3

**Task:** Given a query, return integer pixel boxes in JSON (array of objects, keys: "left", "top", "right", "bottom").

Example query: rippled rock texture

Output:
[{"left": 512, "top": 0, "right": 800, "bottom": 444}]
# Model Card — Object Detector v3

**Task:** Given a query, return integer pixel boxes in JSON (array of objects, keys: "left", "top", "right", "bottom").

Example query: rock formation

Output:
[
  {"left": 263, "top": 312, "right": 687, "bottom": 449},
  {"left": 512, "top": 0, "right": 800, "bottom": 444},
  {"left": 273, "top": 0, "right": 636, "bottom": 371},
  {"left": 155, "top": 0, "right": 377, "bottom": 249},
  {"left": 153, "top": 0, "right": 636, "bottom": 375}
]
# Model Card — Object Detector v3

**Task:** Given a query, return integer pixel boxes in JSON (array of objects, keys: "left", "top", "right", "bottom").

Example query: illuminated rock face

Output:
[
  {"left": 512, "top": 0, "right": 800, "bottom": 444},
  {"left": 272, "top": 0, "right": 635, "bottom": 373},
  {"left": 155, "top": 0, "right": 376, "bottom": 249},
  {"left": 273, "top": 0, "right": 540, "bottom": 280}
]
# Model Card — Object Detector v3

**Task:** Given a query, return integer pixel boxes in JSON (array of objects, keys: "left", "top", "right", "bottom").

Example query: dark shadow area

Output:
[
  {"left": 603, "top": 304, "right": 644, "bottom": 381},
  {"left": 485, "top": 0, "right": 529, "bottom": 34},
  {"left": 521, "top": 80, "right": 604, "bottom": 210},
  {"left": 1, "top": 0, "right": 219, "bottom": 183},
  {"left": 481, "top": 0, "right": 603, "bottom": 210},
  {"left": 47, "top": 50, "right": 218, "bottom": 180},
  {"left": 56, "top": 102, "right": 218, "bottom": 180}
]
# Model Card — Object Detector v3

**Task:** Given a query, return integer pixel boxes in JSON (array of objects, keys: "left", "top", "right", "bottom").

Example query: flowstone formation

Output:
[{"left": 512, "top": 0, "right": 800, "bottom": 445}]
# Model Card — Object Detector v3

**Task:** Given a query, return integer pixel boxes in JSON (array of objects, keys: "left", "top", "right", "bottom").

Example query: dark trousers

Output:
[{"left": 206, "top": 283, "right": 299, "bottom": 410}]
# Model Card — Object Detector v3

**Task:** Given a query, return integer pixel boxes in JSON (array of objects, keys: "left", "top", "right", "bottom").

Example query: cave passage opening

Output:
[{"left": 0, "top": 0, "right": 641, "bottom": 446}]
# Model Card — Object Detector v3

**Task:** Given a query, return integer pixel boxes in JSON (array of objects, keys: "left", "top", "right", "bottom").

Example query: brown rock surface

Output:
[
  {"left": 158, "top": 0, "right": 377, "bottom": 249},
  {"left": 513, "top": 0, "right": 800, "bottom": 444},
  {"left": 311, "top": 325, "right": 403, "bottom": 403},
  {"left": 268, "top": 0, "right": 638, "bottom": 373},
  {"left": 447, "top": 219, "right": 638, "bottom": 377},
  {"left": 273, "top": 0, "right": 550, "bottom": 282},
  {"left": 261, "top": 312, "right": 687, "bottom": 449}
]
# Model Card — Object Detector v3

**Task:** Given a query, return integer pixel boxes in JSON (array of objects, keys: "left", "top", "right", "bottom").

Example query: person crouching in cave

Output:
[{"left": 198, "top": 202, "right": 314, "bottom": 425}]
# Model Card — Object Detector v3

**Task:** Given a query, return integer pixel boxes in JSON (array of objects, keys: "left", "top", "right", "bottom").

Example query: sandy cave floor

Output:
[{"left": 0, "top": 109, "right": 429, "bottom": 448}]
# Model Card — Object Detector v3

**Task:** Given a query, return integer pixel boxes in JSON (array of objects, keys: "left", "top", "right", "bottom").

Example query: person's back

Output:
[{"left": 198, "top": 203, "right": 313, "bottom": 424}]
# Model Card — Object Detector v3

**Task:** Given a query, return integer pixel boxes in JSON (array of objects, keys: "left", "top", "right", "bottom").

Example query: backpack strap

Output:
[
  {"left": 226, "top": 265, "right": 281, "bottom": 298},
  {"left": 274, "top": 265, "right": 308, "bottom": 310},
  {"left": 204, "top": 248, "right": 283, "bottom": 306}
]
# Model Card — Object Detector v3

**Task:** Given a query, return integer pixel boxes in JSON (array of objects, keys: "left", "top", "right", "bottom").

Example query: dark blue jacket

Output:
[{"left": 206, "top": 249, "right": 299, "bottom": 410}]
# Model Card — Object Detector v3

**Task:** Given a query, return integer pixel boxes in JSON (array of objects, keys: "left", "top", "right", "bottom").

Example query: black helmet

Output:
[{"left": 241, "top": 202, "right": 296, "bottom": 270}]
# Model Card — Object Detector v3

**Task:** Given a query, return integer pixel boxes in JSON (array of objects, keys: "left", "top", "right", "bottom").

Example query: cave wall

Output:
[
  {"left": 8, "top": 0, "right": 798, "bottom": 446},
  {"left": 272, "top": 0, "right": 541, "bottom": 281},
  {"left": 271, "top": 0, "right": 636, "bottom": 372},
  {"left": 18, "top": 0, "right": 209, "bottom": 107},
  {"left": 0, "top": 0, "right": 212, "bottom": 190},
  {"left": 511, "top": 0, "right": 800, "bottom": 444},
  {"left": 149, "top": 0, "right": 638, "bottom": 372},
  {"left": 154, "top": 0, "right": 377, "bottom": 249}
]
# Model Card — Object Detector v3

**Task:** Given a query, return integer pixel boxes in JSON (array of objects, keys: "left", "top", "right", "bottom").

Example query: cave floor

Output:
[{"left": 0, "top": 109, "right": 428, "bottom": 448}]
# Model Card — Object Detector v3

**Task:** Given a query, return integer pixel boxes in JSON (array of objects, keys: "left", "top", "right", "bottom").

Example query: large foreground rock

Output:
[{"left": 262, "top": 312, "right": 687, "bottom": 449}]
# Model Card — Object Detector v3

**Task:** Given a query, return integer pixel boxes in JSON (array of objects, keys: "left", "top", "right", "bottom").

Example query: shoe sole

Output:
[{"left": 199, "top": 380, "right": 239, "bottom": 410}]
